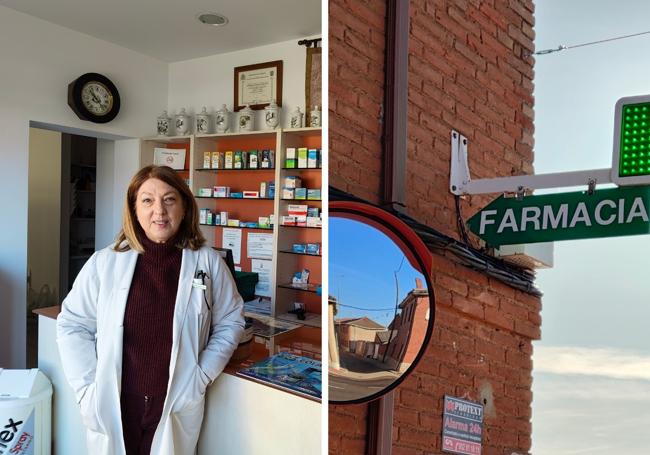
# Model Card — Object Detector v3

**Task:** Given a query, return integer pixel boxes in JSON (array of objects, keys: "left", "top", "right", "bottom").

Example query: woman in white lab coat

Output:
[{"left": 57, "top": 165, "right": 244, "bottom": 455}]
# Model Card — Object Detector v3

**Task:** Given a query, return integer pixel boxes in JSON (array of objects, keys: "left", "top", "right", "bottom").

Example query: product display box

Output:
[
  {"left": 298, "top": 148, "right": 308, "bottom": 168},
  {"left": 284, "top": 176, "right": 301, "bottom": 188},
  {"left": 306, "top": 243, "right": 320, "bottom": 255},
  {"left": 307, "top": 149, "right": 318, "bottom": 168},
  {"left": 292, "top": 243, "right": 307, "bottom": 254},
  {"left": 211, "top": 151, "right": 223, "bottom": 169},
  {"left": 213, "top": 186, "right": 230, "bottom": 198},
  {"left": 249, "top": 150, "right": 258, "bottom": 169},
  {"left": 294, "top": 188, "right": 307, "bottom": 200},
  {"left": 282, "top": 188, "right": 295, "bottom": 199},
  {"left": 225, "top": 150, "right": 234, "bottom": 169},
  {"left": 288, "top": 205, "right": 308, "bottom": 217},
  {"left": 307, "top": 189, "right": 321, "bottom": 200},
  {"left": 261, "top": 149, "right": 274, "bottom": 168}
]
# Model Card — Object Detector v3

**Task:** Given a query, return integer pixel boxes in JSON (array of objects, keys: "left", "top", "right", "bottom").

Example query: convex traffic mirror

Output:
[{"left": 329, "top": 202, "right": 435, "bottom": 404}]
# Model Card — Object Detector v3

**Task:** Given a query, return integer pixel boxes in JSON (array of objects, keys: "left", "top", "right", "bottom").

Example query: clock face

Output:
[
  {"left": 81, "top": 81, "right": 113, "bottom": 116},
  {"left": 68, "top": 73, "right": 120, "bottom": 123}
]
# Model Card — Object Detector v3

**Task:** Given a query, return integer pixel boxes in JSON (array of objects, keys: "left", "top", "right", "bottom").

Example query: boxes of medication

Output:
[
  {"left": 307, "top": 188, "right": 321, "bottom": 200},
  {"left": 298, "top": 148, "right": 308, "bottom": 168},
  {"left": 224, "top": 151, "right": 233, "bottom": 169},
  {"left": 307, "top": 149, "right": 318, "bottom": 168},
  {"left": 211, "top": 151, "right": 222, "bottom": 169},
  {"left": 284, "top": 176, "right": 302, "bottom": 188}
]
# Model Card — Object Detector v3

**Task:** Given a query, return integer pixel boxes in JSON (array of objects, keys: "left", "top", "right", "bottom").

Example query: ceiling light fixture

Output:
[{"left": 197, "top": 12, "right": 229, "bottom": 27}]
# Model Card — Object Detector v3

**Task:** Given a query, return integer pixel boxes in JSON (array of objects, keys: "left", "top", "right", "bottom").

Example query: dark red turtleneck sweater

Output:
[{"left": 121, "top": 235, "right": 182, "bottom": 397}]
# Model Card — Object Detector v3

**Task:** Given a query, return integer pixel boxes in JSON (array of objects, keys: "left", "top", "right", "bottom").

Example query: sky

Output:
[
  {"left": 533, "top": 1, "right": 650, "bottom": 453},
  {"left": 329, "top": 217, "right": 425, "bottom": 326}
]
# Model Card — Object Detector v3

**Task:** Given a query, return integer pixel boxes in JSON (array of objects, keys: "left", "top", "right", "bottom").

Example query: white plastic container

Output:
[{"left": 0, "top": 369, "right": 52, "bottom": 455}]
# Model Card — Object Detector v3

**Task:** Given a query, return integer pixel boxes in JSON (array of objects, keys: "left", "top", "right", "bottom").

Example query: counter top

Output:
[{"left": 35, "top": 306, "right": 322, "bottom": 401}]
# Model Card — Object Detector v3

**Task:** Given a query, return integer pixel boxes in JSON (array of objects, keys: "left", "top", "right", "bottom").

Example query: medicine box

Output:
[
  {"left": 198, "top": 188, "right": 212, "bottom": 197},
  {"left": 249, "top": 150, "right": 258, "bottom": 169},
  {"left": 288, "top": 204, "right": 308, "bottom": 217},
  {"left": 282, "top": 215, "right": 297, "bottom": 226},
  {"left": 199, "top": 209, "right": 207, "bottom": 224},
  {"left": 306, "top": 243, "right": 320, "bottom": 255},
  {"left": 294, "top": 188, "right": 307, "bottom": 200},
  {"left": 298, "top": 148, "right": 308, "bottom": 168},
  {"left": 206, "top": 211, "right": 213, "bottom": 225},
  {"left": 308, "top": 149, "right": 318, "bottom": 168},
  {"left": 234, "top": 151, "right": 243, "bottom": 169},
  {"left": 203, "top": 152, "right": 211, "bottom": 169},
  {"left": 220, "top": 212, "right": 228, "bottom": 225},
  {"left": 211, "top": 151, "right": 222, "bottom": 169},
  {"left": 261, "top": 149, "right": 273, "bottom": 168},
  {"left": 307, "top": 188, "right": 321, "bottom": 200},
  {"left": 258, "top": 217, "right": 270, "bottom": 228},
  {"left": 282, "top": 188, "right": 295, "bottom": 199},
  {"left": 292, "top": 243, "right": 307, "bottom": 254},
  {"left": 306, "top": 216, "right": 320, "bottom": 227},
  {"left": 284, "top": 176, "right": 302, "bottom": 188},
  {"left": 243, "top": 191, "right": 259, "bottom": 198},
  {"left": 227, "top": 219, "right": 240, "bottom": 227},
  {"left": 307, "top": 207, "right": 319, "bottom": 217},
  {"left": 285, "top": 158, "right": 296, "bottom": 168},
  {"left": 213, "top": 186, "right": 230, "bottom": 198},
  {"left": 286, "top": 147, "right": 296, "bottom": 159},
  {"left": 224, "top": 151, "right": 233, "bottom": 169}
]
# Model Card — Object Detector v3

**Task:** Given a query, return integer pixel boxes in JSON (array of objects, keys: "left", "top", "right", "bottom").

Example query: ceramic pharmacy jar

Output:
[
  {"left": 157, "top": 110, "right": 171, "bottom": 136},
  {"left": 175, "top": 108, "right": 191, "bottom": 135},
  {"left": 310, "top": 106, "right": 321, "bottom": 127},
  {"left": 289, "top": 107, "right": 304, "bottom": 129},
  {"left": 238, "top": 104, "right": 254, "bottom": 132},
  {"left": 215, "top": 104, "right": 230, "bottom": 133},
  {"left": 195, "top": 106, "right": 211, "bottom": 134},
  {"left": 264, "top": 100, "right": 280, "bottom": 129}
]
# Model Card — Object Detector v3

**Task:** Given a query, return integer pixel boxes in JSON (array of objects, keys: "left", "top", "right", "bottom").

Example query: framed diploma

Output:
[
  {"left": 305, "top": 47, "right": 322, "bottom": 112},
  {"left": 234, "top": 60, "right": 283, "bottom": 111}
]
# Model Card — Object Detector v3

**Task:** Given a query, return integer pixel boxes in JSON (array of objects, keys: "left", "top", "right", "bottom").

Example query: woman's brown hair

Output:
[{"left": 113, "top": 165, "right": 205, "bottom": 252}]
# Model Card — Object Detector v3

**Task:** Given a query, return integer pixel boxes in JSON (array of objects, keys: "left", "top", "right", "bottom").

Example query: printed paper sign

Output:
[{"left": 442, "top": 395, "right": 483, "bottom": 455}]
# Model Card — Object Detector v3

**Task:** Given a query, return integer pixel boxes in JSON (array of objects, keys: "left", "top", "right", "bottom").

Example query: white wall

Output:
[
  {"left": 168, "top": 37, "right": 318, "bottom": 130},
  {"left": 0, "top": 6, "right": 168, "bottom": 367}
]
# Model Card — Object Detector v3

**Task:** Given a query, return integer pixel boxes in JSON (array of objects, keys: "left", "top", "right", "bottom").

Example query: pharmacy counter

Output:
[{"left": 35, "top": 307, "right": 321, "bottom": 455}]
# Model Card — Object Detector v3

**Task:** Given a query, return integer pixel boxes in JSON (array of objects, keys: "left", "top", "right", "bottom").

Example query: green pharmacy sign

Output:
[{"left": 467, "top": 186, "right": 650, "bottom": 246}]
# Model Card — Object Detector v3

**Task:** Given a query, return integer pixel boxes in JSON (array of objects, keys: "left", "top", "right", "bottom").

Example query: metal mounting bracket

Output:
[{"left": 449, "top": 130, "right": 614, "bottom": 195}]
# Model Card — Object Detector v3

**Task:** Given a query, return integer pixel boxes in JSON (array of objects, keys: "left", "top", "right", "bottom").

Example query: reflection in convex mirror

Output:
[{"left": 329, "top": 214, "right": 434, "bottom": 404}]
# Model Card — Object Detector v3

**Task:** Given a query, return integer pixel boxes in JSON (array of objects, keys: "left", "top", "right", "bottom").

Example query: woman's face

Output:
[{"left": 135, "top": 178, "right": 185, "bottom": 243}]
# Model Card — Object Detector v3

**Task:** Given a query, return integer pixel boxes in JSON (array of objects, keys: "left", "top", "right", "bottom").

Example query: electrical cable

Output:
[
  {"left": 331, "top": 187, "right": 542, "bottom": 296},
  {"left": 336, "top": 303, "right": 398, "bottom": 312},
  {"left": 535, "top": 29, "right": 650, "bottom": 55},
  {"left": 454, "top": 195, "right": 473, "bottom": 247}
]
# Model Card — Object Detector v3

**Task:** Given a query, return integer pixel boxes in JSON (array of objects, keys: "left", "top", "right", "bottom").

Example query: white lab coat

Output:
[{"left": 57, "top": 245, "right": 245, "bottom": 455}]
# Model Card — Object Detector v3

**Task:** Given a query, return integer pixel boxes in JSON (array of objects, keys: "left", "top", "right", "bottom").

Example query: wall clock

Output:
[{"left": 67, "top": 73, "right": 121, "bottom": 123}]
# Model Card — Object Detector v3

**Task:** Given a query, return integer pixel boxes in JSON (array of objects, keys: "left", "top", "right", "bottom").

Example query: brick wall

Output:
[{"left": 329, "top": 0, "right": 539, "bottom": 454}]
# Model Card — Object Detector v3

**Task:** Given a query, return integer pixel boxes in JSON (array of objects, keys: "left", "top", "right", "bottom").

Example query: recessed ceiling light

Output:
[{"left": 197, "top": 12, "right": 229, "bottom": 27}]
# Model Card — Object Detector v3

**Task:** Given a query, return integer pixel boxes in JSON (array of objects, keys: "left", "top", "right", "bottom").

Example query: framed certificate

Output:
[
  {"left": 305, "top": 47, "right": 322, "bottom": 112},
  {"left": 234, "top": 60, "right": 283, "bottom": 111}
]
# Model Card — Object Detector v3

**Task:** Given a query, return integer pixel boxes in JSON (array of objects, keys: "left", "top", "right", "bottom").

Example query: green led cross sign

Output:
[
  {"left": 612, "top": 95, "right": 650, "bottom": 186},
  {"left": 619, "top": 103, "right": 650, "bottom": 176}
]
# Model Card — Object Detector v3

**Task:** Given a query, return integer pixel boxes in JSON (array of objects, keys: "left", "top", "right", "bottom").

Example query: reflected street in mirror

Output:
[{"left": 329, "top": 216, "right": 432, "bottom": 403}]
